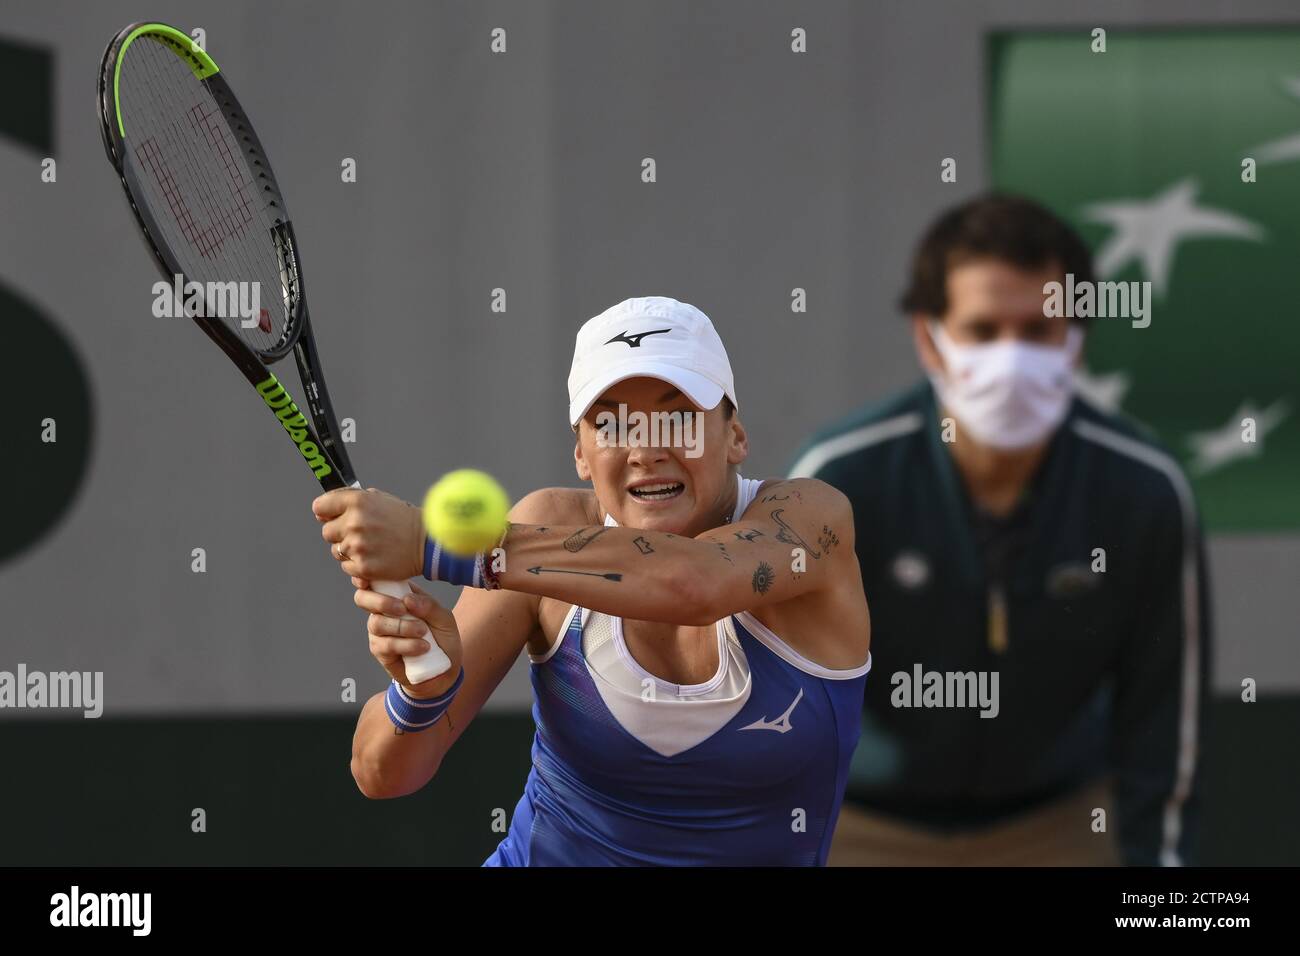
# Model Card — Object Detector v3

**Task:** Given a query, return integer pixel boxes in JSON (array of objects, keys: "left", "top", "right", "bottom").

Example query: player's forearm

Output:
[
  {"left": 495, "top": 524, "right": 736, "bottom": 625},
  {"left": 350, "top": 691, "right": 450, "bottom": 798}
]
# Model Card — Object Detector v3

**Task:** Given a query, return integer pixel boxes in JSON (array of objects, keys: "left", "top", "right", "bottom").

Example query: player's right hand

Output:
[{"left": 353, "top": 582, "right": 463, "bottom": 697}]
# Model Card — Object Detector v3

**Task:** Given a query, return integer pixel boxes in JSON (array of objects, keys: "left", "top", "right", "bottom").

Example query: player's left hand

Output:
[{"left": 312, "top": 487, "right": 424, "bottom": 582}]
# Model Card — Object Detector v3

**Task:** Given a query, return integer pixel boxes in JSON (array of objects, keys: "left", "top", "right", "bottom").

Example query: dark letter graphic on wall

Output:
[{"left": 1, "top": 37, "right": 93, "bottom": 565}]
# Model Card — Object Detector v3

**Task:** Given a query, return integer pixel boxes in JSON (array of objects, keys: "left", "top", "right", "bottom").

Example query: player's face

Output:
[
  {"left": 913, "top": 258, "right": 1076, "bottom": 370},
  {"left": 575, "top": 376, "right": 747, "bottom": 535}
]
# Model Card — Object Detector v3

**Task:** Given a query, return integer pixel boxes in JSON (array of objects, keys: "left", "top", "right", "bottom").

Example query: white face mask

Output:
[{"left": 927, "top": 322, "right": 1082, "bottom": 450}]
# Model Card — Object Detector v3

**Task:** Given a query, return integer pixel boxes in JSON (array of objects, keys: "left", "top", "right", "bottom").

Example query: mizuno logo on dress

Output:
[
  {"left": 605, "top": 328, "right": 672, "bottom": 348},
  {"left": 255, "top": 374, "right": 332, "bottom": 479},
  {"left": 739, "top": 689, "right": 803, "bottom": 734}
]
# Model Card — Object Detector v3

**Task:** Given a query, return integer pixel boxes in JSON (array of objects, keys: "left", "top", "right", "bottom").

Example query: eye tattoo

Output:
[{"left": 752, "top": 561, "right": 776, "bottom": 594}]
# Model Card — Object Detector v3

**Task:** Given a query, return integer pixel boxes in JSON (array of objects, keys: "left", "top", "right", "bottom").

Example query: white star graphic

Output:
[
  {"left": 1248, "top": 75, "right": 1300, "bottom": 165},
  {"left": 1073, "top": 367, "right": 1131, "bottom": 413},
  {"left": 1082, "top": 179, "right": 1264, "bottom": 296},
  {"left": 1186, "top": 399, "right": 1291, "bottom": 476}
]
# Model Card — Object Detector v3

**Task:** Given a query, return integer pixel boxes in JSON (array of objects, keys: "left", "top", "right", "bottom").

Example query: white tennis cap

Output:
[{"left": 567, "top": 296, "right": 739, "bottom": 428}]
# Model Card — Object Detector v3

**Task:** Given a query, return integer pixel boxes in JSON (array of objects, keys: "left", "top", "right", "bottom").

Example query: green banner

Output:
[{"left": 989, "top": 30, "right": 1299, "bottom": 531}]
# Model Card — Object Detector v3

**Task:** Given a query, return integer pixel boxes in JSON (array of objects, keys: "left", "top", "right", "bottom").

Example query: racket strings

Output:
[{"left": 119, "top": 37, "right": 296, "bottom": 356}]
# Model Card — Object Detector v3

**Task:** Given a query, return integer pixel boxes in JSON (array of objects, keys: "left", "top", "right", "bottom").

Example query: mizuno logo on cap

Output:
[{"left": 605, "top": 328, "right": 672, "bottom": 348}]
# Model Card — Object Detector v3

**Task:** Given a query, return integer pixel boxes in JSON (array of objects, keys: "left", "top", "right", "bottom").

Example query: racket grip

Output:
[{"left": 371, "top": 579, "right": 453, "bottom": 684}]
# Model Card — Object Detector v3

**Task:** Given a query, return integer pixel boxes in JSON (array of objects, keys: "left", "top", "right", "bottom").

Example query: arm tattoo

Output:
[
  {"left": 733, "top": 528, "right": 764, "bottom": 542},
  {"left": 633, "top": 535, "right": 655, "bottom": 555},
  {"left": 771, "top": 508, "right": 821, "bottom": 558},
  {"left": 526, "top": 565, "right": 623, "bottom": 582},
  {"left": 817, "top": 525, "right": 840, "bottom": 553},
  {"left": 752, "top": 561, "right": 776, "bottom": 595},
  {"left": 397, "top": 713, "right": 455, "bottom": 734},
  {"left": 758, "top": 479, "right": 803, "bottom": 502},
  {"left": 563, "top": 526, "right": 609, "bottom": 553},
  {"left": 714, "top": 542, "right": 734, "bottom": 564}
]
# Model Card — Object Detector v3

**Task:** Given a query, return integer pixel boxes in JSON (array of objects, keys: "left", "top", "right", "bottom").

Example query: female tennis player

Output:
[{"left": 313, "top": 296, "right": 872, "bottom": 865}]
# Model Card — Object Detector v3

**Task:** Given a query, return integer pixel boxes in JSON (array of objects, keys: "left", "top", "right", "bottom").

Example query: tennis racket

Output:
[{"left": 98, "top": 22, "right": 450, "bottom": 684}]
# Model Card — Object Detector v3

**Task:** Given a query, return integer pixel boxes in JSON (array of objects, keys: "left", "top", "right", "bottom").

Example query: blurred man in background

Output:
[{"left": 790, "top": 194, "right": 1210, "bottom": 865}]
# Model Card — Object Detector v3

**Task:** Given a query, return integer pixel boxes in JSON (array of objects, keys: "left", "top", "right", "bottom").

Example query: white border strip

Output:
[
  {"left": 788, "top": 412, "right": 925, "bottom": 478},
  {"left": 735, "top": 611, "right": 872, "bottom": 680},
  {"left": 529, "top": 603, "right": 580, "bottom": 664},
  {"left": 1073, "top": 418, "right": 1201, "bottom": 867}
]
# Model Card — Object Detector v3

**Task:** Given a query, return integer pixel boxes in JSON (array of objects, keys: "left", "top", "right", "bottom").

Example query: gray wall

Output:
[{"left": 2, "top": 0, "right": 1297, "bottom": 715}]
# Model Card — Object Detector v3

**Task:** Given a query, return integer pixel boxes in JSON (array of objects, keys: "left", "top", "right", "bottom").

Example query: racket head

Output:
[
  {"left": 98, "top": 22, "right": 306, "bottom": 364},
  {"left": 99, "top": 22, "right": 357, "bottom": 492}
]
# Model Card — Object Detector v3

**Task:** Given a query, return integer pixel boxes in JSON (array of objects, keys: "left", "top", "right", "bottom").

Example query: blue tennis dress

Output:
[{"left": 484, "top": 475, "right": 871, "bottom": 866}]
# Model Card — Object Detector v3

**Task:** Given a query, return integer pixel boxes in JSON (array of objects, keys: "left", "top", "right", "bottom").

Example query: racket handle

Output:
[{"left": 371, "top": 579, "right": 453, "bottom": 684}]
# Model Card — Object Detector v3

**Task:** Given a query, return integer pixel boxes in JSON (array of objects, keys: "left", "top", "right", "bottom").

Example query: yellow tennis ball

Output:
[{"left": 423, "top": 469, "right": 510, "bottom": 556}]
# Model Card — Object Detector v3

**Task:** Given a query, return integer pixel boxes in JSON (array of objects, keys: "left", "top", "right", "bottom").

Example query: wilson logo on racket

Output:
[{"left": 255, "top": 374, "right": 332, "bottom": 480}]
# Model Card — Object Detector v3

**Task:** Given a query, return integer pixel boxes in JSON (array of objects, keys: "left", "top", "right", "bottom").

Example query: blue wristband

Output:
[
  {"left": 384, "top": 667, "right": 465, "bottom": 732},
  {"left": 422, "top": 535, "right": 498, "bottom": 588}
]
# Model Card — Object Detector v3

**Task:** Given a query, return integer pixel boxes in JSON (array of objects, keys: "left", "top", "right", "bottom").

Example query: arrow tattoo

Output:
[{"left": 526, "top": 566, "right": 623, "bottom": 582}]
